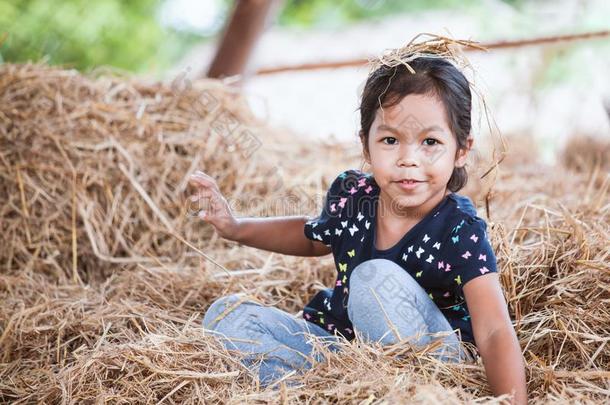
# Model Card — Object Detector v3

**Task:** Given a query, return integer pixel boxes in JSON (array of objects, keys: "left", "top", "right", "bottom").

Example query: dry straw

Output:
[
  {"left": 1, "top": 59, "right": 609, "bottom": 404},
  {"left": 367, "top": 32, "right": 487, "bottom": 73}
]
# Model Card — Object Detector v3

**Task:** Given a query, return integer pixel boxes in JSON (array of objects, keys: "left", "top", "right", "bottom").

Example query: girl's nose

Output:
[{"left": 396, "top": 147, "right": 420, "bottom": 167}]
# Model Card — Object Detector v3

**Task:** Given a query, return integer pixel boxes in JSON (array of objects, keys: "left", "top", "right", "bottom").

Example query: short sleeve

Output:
[
  {"left": 453, "top": 194, "right": 477, "bottom": 217},
  {"left": 444, "top": 217, "right": 497, "bottom": 297},
  {"left": 304, "top": 169, "right": 352, "bottom": 247}
]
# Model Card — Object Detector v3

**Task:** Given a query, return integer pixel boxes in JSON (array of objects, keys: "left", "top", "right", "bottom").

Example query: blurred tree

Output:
[
  {"left": 207, "top": 0, "right": 281, "bottom": 79},
  {"left": 275, "top": 0, "right": 480, "bottom": 27},
  {"left": 0, "top": 0, "right": 199, "bottom": 72},
  {"left": 0, "top": 0, "right": 529, "bottom": 72}
]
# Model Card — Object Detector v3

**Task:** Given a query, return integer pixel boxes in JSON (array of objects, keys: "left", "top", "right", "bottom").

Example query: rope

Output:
[{"left": 254, "top": 30, "right": 610, "bottom": 76}]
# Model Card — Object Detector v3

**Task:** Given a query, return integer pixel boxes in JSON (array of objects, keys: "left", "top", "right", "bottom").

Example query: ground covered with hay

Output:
[{"left": 1, "top": 64, "right": 609, "bottom": 404}]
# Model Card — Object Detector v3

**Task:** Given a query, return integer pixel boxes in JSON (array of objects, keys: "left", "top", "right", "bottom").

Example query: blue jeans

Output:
[{"left": 202, "top": 259, "right": 473, "bottom": 388}]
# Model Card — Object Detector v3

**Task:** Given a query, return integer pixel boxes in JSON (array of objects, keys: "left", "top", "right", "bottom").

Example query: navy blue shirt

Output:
[{"left": 303, "top": 169, "right": 498, "bottom": 345}]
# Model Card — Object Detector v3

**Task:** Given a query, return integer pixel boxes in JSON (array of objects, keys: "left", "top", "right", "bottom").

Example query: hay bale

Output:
[
  {"left": 1, "top": 64, "right": 609, "bottom": 403},
  {"left": 560, "top": 134, "right": 610, "bottom": 174},
  {"left": 0, "top": 63, "right": 319, "bottom": 284}
]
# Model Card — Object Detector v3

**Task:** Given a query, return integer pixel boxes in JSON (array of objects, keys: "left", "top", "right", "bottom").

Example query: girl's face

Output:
[{"left": 362, "top": 93, "right": 472, "bottom": 217}]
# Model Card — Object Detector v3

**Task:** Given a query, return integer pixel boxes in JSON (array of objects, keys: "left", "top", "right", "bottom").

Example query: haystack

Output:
[{"left": 0, "top": 64, "right": 608, "bottom": 403}]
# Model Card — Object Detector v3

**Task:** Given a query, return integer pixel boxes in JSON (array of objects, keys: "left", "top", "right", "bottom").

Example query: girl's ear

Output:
[
  {"left": 455, "top": 136, "right": 474, "bottom": 168},
  {"left": 360, "top": 131, "right": 371, "bottom": 164},
  {"left": 363, "top": 148, "right": 371, "bottom": 165}
]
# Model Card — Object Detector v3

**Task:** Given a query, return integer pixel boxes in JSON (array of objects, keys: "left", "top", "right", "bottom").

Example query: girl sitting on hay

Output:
[{"left": 190, "top": 34, "right": 527, "bottom": 403}]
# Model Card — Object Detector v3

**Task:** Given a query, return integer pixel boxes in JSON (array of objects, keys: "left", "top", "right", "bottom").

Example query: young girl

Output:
[{"left": 192, "top": 40, "right": 527, "bottom": 403}]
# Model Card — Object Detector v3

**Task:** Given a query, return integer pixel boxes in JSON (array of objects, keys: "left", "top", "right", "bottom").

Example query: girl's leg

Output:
[
  {"left": 202, "top": 293, "right": 342, "bottom": 387},
  {"left": 347, "top": 259, "right": 471, "bottom": 363}
]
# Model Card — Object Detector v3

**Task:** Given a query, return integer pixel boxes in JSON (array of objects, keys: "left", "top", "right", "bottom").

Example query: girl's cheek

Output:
[{"left": 419, "top": 147, "right": 441, "bottom": 163}]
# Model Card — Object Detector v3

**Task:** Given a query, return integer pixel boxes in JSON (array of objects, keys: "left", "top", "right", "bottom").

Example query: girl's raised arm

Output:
[
  {"left": 231, "top": 215, "right": 332, "bottom": 257},
  {"left": 188, "top": 170, "right": 331, "bottom": 257}
]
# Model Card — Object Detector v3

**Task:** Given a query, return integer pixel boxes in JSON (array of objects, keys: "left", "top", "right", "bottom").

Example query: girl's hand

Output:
[{"left": 188, "top": 170, "right": 240, "bottom": 241}]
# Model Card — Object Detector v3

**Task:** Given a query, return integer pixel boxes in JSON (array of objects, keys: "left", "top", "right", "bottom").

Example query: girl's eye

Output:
[
  {"left": 381, "top": 137, "right": 398, "bottom": 145},
  {"left": 423, "top": 138, "right": 439, "bottom": 146}
]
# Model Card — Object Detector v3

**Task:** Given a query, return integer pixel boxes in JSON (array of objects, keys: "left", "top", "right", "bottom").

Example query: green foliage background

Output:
[
  {"left": 0, "top": 0, "right": 199, "bottom": 72},
  {"left": 0, "top": 0, "right": 491, "bottom": 73},
  {"left": 276, "top": 0, "right": 482, "bottom": 27},
  {"left": 0, "top": 0, "right": 605, "bottom": 84}
]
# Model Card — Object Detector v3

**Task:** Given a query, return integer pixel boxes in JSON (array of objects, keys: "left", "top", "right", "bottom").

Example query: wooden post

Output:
[{"left": 206, "top": 0, "right": 281, "bottom": 81}]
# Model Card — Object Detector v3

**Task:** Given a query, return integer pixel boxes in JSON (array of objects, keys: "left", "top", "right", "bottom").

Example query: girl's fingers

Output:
[
  {"left": 189, "top": 188, "right": 214, "bottom": 201},
  {"left": 188, "top": 175, "right": 214, "bottom": 189},
  {"left": 193, "top": 170, "right": 210, "bottom": 178},
  {"left": 193, "top": 170, "right": 220, "bottom": 182},
  {"left": 191, "top": 170, "right": 219, "bottom": 185},
  {"left": 187, "top": 171, "right": 227, "bottom": 221},
  {"left": 189, "top": 193, "right": 205, "bottom": 202}
]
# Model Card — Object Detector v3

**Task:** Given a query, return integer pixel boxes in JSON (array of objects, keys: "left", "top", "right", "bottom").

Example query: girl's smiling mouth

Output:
[{"left": 395, "top": 179, "right": 425, "bottom": 191}]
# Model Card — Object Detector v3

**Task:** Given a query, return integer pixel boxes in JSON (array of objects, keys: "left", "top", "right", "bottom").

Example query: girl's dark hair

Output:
[{"left": 358, "top": 56, "right": 472, "bottom": 192}]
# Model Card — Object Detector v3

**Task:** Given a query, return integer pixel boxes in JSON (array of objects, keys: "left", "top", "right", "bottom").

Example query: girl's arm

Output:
[
  {"left": 188, "top": 170, "right": 331, "bottom": 257},
  {"left": 232, "top": 215, "right": 332, "bottom": 257},
  {"left": 463, "top": 273, "right": 528, "bottom": 405}
]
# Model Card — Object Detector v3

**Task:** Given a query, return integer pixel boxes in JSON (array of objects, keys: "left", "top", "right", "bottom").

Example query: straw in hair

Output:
[{"left": 368, "top": 32, "right": 488, "bottom": 74}]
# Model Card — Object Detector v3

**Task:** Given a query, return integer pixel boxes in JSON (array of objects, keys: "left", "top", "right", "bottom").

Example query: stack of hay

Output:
[{"left": 0, "top": 64, "right": 608, "bottom": 403}]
